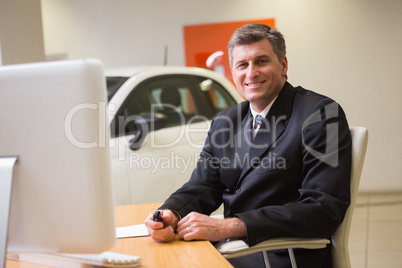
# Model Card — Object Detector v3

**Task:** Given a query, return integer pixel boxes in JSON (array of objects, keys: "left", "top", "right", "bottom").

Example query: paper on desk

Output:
[{"left": 116, "top": 224, "right": 149, "bottom": 238}]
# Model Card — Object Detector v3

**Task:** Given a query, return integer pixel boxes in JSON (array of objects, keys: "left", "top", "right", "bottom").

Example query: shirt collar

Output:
[{"left": 249, "top": 96, "right": 278, "bottom": 119}]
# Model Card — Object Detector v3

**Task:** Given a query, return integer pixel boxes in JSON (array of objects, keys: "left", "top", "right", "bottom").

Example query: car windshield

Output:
[{"left": 106, "top": 77, "right": 129, "bottom": 101}]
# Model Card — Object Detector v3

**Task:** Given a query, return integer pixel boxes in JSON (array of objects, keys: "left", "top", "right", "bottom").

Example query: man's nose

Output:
[{"left": 247, "top": 64, "right": 259, "bottom": 78}]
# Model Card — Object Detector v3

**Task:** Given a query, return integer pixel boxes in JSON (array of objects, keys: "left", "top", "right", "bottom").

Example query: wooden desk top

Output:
[
  {"left": 112, "top": 203, "right": 232, "bottom": 268},
  {"left": 6, "top": 203, "right": 233, "bottom": 268}
]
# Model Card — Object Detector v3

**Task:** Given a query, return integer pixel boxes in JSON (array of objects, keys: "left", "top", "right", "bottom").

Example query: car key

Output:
[{"left": 153, "top": 210, "right": 163, "bottom": 222}]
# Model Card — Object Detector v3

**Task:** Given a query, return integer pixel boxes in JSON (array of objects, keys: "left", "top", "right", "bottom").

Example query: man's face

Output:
[{"left": 231, "top": 39, "right": 288, "bottom": 113}]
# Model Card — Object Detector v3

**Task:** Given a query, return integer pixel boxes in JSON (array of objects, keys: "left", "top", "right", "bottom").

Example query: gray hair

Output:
[{"left": 228, "top": 24, "right": 286, "bottom": 69}]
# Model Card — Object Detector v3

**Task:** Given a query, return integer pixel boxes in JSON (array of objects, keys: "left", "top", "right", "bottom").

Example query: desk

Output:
[{"left": 6, "top": 203, "right": 233, "bottom": 268}]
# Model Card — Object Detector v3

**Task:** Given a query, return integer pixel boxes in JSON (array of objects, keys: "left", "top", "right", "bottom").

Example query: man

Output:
[{"left": 144, "top": 24, "right": 352, "bottom": 267}]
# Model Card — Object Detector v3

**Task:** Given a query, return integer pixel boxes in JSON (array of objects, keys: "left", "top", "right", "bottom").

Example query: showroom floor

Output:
[{"left": 349, "top": 192, "right": 402, "bottom": 268}]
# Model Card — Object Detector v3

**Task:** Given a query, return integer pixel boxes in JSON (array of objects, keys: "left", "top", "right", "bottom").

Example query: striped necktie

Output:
[{"left": 252, "top": 115, "right": 263, "bottom": 140}]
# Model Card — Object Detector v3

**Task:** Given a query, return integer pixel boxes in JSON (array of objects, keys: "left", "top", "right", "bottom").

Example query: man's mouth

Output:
[{"left": 246, "top": 81, "right": 265, "bottom": 87}]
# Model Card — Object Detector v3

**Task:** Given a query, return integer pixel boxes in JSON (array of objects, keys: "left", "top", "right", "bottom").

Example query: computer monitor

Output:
[{"left": 0, "top": 59, "right": 116, "bottom": 265}]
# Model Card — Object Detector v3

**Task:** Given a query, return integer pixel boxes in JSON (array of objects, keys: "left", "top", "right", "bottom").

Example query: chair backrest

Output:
[{"left": 331, "top": 127, "right": 368, "bottom": 268}]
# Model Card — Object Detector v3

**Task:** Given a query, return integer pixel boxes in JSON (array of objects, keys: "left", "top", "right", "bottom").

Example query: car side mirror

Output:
[{"left": 129, "top": 112, "right": 167, "bottom": 150}]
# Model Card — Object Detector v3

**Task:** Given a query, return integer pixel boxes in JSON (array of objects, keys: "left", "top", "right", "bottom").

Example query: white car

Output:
[{"left": 106, "top": 66, "right": 244, "bottom": 205}]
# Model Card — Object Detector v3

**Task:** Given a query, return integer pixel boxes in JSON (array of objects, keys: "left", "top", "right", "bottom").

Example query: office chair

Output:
[{"left": 217, "top": 127, "right": 369, "bottom": 268}]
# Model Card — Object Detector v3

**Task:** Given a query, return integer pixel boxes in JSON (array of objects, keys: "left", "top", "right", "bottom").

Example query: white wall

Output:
[
  {"left": 41, "top": 0, "right": 402, "bottom": 192},
  {"left": 0, "top": 0, "right": 45, "bottom": 65}
]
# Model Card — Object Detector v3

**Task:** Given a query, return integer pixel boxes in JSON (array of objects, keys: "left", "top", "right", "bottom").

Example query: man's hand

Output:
[
  {"left": 144, "top": 209, "right": 179, "bottom": 243},
  {"left": 176, "top": 212, "right": 247, "bottom": 242}
]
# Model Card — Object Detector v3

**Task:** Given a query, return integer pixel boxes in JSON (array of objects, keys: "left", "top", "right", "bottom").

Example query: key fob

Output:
[{"left": 153, "top": 210, "right": 163, "bottom": 222}]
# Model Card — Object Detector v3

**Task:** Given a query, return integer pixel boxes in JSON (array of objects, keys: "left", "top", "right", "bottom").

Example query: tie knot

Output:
[
  {"left": 254, "top": 115, "right": 263, "bottom": 130},
  {"left": 255, "top": 115, "right": 263, "bottom": 126}
]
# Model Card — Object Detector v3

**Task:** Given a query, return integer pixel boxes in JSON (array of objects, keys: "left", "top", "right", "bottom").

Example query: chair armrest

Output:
[{"left": 217, "top": 237, "right": 331, "bottom": 259}]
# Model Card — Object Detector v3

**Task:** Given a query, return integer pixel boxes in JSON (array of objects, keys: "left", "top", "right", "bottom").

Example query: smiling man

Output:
[
  {"left": 231, "top": 38, "right": 287, "bottom": 113},
  {"left": 144, "top": 24, "right": 352, "bottom": 268}
]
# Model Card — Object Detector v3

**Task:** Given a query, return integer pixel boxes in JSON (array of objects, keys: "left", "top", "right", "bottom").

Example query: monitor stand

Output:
[{"left": 0, "top": 157, "right": 18, "bottom": 268}]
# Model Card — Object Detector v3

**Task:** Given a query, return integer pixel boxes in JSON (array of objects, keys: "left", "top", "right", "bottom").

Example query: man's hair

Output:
[{"left": 228, "top": 24, "right": 286, "bottom": 69}]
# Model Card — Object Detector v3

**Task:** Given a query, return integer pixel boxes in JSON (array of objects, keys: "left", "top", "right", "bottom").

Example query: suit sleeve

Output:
[{"left": 236, "top": 99, "right": 352, "bottom": 246}]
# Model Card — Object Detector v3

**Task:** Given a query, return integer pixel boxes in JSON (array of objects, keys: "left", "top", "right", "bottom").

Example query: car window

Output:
[
  {"left": 111, "top": 74, "right": 237, "bottom": 137},
  {"left": 149, "top": 85, "right": 197, "bottom": 127},
  {"left": 195, "top": 77, "right": 237, "bottom": 117},
  {"left": 106, "top": 77, "right": 129, "bottom": 101}
]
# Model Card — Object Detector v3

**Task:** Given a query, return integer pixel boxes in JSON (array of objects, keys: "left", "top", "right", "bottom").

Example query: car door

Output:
[{"left": 108, "top": 74, "right": 237, "bottom": 205}]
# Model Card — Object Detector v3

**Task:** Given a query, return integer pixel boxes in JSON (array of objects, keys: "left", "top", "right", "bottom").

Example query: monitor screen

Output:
[{"left": 0, "top": 59, "right": 116, "bottom": 258}]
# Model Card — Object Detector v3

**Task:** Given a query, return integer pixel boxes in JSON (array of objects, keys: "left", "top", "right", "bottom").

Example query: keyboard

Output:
[{"left": 16, "top": 251, "right": 142, "bottom": 267}]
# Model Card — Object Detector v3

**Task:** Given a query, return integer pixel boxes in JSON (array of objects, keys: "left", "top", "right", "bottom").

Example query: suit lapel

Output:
[
  {"left": 218, "top": 101, "right": 251, "bottom": 191},
  {"left": 234, "top": 111, "right": 252, "bottom": 160},
  {"left": 248, "top": 116, "right": 286, "bottom": 162},
  {"left": 237, "top": 82, "right": 295, "bottom": 183},
  {"left": 237, "top": 118, "right": 286, "bottom": 181}
]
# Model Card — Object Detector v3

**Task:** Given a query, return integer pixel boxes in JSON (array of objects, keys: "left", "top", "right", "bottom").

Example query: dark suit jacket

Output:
[{"left": 160, "top": 82, "right": 352, "bottom": 267}]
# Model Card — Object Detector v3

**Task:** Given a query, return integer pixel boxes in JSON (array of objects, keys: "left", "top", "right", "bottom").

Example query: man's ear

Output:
[{"left": 281, "top": 56, "right": 288, "bottom": 77}]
